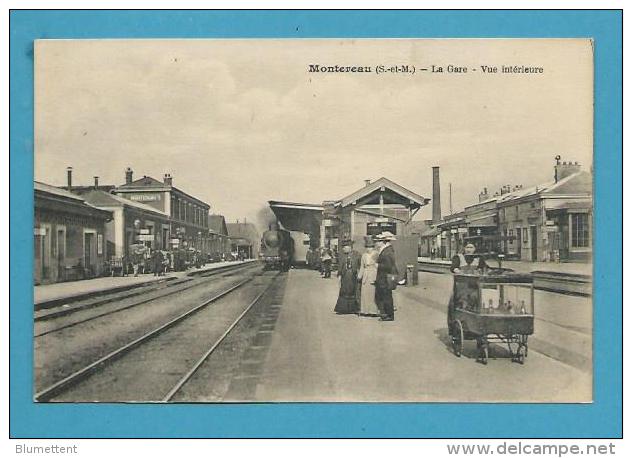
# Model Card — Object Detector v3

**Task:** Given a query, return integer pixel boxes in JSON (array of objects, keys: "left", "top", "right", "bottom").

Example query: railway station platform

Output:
[
  {"left": 418, "top": 256, "right": 592, "bottom": 276},
  {"left": 254, "top": 268, "right": 592, "bottom": 402},
  {"left": 34, "top": 260, "right": 255, "bottom": 308}
]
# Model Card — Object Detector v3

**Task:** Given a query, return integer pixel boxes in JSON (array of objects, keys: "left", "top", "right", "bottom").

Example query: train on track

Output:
[{"left": 260, "top": 227, "right": 295, "bottom": 271}]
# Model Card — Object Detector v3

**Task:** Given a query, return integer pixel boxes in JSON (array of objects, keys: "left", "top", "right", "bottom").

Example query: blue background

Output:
[{"left": 10, "top": 10, "right": 622, "bottom": 438}]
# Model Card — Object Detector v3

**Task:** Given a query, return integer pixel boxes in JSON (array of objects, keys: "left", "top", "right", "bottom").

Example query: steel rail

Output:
[
  {"left": 34, "top": 263, "right": 259, "bottom": 338},
  {"left": 35, "top": 276, "right": 254, "bottom": 402},
  {"left": 162, "top": 273, "right": 280, "bottom": 402}
]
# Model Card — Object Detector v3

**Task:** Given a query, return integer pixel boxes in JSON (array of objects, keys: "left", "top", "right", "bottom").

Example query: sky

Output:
[{"left": 35, "top": 39, "right": 593, "bottom": 231}]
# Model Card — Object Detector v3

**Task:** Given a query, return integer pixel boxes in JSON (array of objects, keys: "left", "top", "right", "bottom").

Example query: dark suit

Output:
[{"left": 375, "top": 244, "right": 398, "bottom": 319}]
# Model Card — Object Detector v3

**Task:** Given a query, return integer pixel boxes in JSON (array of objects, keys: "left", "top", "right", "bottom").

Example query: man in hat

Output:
[
  {"left": 334, "top": 239, "right": 362, "bottom": 314},
  {"left": 375, "top": 231, "right": 399, "bottom": 321}
]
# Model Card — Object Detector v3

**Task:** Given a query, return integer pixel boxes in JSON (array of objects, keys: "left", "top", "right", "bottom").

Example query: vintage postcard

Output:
[{"left": 32, "top": 39, "right": 593, "bottom": 403}]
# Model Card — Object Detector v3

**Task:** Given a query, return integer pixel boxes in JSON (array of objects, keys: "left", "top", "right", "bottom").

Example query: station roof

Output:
[
  {"left": 338, "top": 177, "right": 430, "bottom": 209},
  {"left": 496, "top": 172, "right": 592, "bottom": 206},
  {"left": 268, "top": 200, "right": 324, "bottom": 233},
  {"left": 35, "top": 181, "right": 113, "bottom": 220},
  {"left": 35, "top": 181, "right": 85, "bottom": 201},
  {"left": 208, "top": 214, "right": 229, "bottom": 236}
]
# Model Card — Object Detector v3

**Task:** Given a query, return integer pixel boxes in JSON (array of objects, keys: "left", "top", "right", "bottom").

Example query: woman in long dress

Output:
[
  {"left": 358, "top": 237, "right": 380, "bottom": 316},
  {"left": 334, "top": 241, "right": 361, "bottom": 314}
]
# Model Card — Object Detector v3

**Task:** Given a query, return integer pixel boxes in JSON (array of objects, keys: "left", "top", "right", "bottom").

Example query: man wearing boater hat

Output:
[{"left": 374, "top": 231, "right": 399, "bottom": 321}]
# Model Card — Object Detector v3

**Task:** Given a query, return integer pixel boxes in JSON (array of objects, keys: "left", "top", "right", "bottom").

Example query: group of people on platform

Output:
[
  {"left": 332, "top": 231, "right": 399, "bottom": 322},
  {"left": 125, "top": 245, "right": 217, "bottom": 277}
]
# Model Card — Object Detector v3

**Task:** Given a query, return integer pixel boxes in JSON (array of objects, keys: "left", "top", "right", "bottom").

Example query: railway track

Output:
[
  {"left": 34, "top": 262, "right": 261, "bottom": 338},
  {"left": 35, "top": 271, "right": 281, "bottom": 402}
]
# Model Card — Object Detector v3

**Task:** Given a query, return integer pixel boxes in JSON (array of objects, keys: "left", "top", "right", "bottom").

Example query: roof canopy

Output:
[
  {"left": 268, "top": 201, "right": 323, "bottom": 233},
  {"left": 338, "top": 177, "right": 429, "bottom": 209}
]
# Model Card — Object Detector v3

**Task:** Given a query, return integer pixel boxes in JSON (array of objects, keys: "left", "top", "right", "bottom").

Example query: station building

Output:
[
  {"left": 497, "top": 162, "right": 592, "bottom": 262},
  {"left": 34, "top": 181, "right": 112, "bottom": 284},
  {"left": 81, "top": 189, "right": 171, "bottom": 258},
  {"left": 208, "top": 214, "right": 231, "bottom": 258},
  {"left": 269, "top": 177, "right": 430, "bottom": 277},
  {"left": 423, "top": 159, "right": 593, "bottom": 263},
  {"left": 226, "top": 221, "right": 260, "bottom": 259},
  {"left": 113, "top": 168, "right": 212, "bottom": 254}
]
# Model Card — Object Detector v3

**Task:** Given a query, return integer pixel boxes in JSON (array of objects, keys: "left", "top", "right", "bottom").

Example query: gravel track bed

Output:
[
  {"left": 34, "top": 267, "right": 263, "bottom": 394},
  {"left": 49, "top": 273, "right": 276, "bottom": 402}
]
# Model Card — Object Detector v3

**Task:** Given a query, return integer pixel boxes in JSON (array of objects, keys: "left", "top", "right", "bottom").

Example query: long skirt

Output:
[
  {"left": 334, "top": 270, "right": 359, "bottom": 314},
  {"left": 359, "top": 267, "right": 380, "bottom": 316}
]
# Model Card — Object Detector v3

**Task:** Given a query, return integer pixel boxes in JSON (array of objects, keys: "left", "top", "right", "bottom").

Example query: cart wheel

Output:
[{"left": 451, "top": 320, "right": 463, "bottom": 357}]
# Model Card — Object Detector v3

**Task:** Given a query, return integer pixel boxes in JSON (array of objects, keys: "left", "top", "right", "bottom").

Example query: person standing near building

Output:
[
  {"left": 450, "top": 243, "right": 488, "bottom": 274},
  {"left": 358, "top": 236, "right": 380, "bottom": 317},
  {"left": 334, "top": 240, "right": 362, "bottom": 314},
  {"left": 375, "top": 232, "right": 399, "bottom": 321},
  {"left": 152, "top": 249, "right": 163, "bottom": 276},
  {"left": 130, "top": 244, "right": 145, "bottom": 277},
  {"left": 321, "top": 246, "right": 333, "bottom": 278}
]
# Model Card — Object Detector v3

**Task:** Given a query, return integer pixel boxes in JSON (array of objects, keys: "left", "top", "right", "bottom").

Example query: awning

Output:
[
  {"left": 268, "top": 200, "right": 323, "bottom": 233},
  {"left": 438, "top": 217, "right": 466, "bottom": 228},
  {"left": 466, "top": 212, "right": 497, "bottom": 227}
]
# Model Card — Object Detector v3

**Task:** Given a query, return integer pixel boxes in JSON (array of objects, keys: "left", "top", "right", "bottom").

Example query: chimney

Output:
[
  {"left": 66, "top": 167, "right": 73, "bottom": 191},
  {"left": 479, "top": 187, "right": 489, "bottom": 202},
  {"left": 364, "top": 179, "right": 371, "bottom": 187},
  {"left": 164, "top": 173, "right": 173, "bottom": 186},
  {"left": 432, "top": 166, "right": 441, "bottom": 223},
  {"left": 554, "top": 157, "right": 581, "bottom": 183},
  {"left": 94, "top": 176, "right": 99, "bottom": 189},
  {"left": 125, "top": 167, "right": 133, "bottom": 184}
]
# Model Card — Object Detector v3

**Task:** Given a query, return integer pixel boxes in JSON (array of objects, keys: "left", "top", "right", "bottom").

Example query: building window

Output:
[
  {"left": 571, "top": 213, "right": 590, "bottom": 248},
  {"left": 523, "top": 227, "right": 528, "bottom": 243}
]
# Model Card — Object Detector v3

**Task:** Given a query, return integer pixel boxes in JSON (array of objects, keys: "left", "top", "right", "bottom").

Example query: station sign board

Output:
[
  {"left": 457, "top": 228, "right": 468, "bottom": 234},
  {"left": 129, "top": 193, "right": 161, "bottom": 202},
  {"left": 170, "top": 238, "right": 180, "bottom": 246},
  {"left": 139, "top": 228, "right": 150, "bottom": 235},
  {"left": 136, "top": 234, "right": 154, "bottom": 242}
]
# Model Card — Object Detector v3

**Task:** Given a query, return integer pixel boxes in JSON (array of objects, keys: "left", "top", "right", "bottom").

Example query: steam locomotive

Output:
[{"left": 260, "top": 228, "right": 295, "bottom": 271}]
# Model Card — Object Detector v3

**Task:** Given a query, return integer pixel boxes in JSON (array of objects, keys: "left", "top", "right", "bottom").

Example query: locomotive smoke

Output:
[{"left": 254, "top": 205, "right": 278, "bottom": 233}]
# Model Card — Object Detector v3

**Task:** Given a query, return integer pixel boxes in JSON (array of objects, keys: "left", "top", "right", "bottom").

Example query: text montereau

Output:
[{"left": 308, "top": 64, "right": 372, "bottom": 73}]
